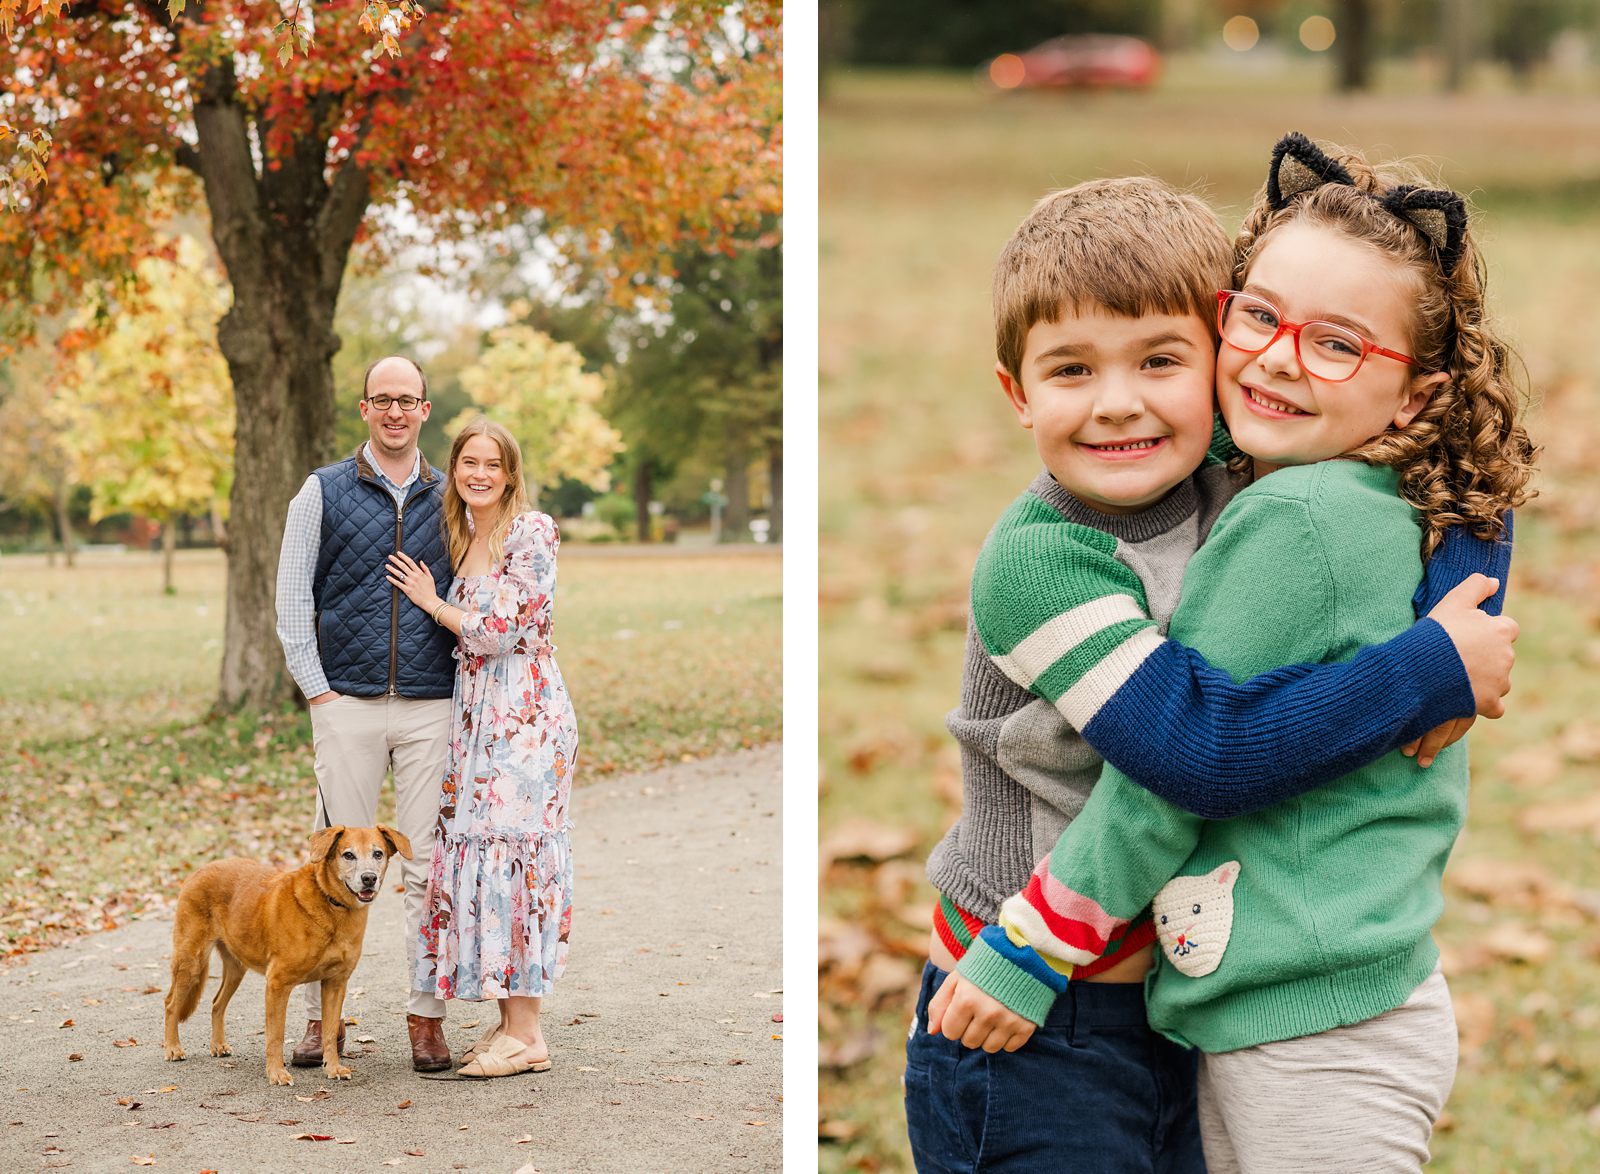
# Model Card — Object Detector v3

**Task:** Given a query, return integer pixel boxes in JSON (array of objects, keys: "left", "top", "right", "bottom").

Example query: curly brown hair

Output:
[{"left": 1230, "top": 141, "right": 1538, "bottom": 557}]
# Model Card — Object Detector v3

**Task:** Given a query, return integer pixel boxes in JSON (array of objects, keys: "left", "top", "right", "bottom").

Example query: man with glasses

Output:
[{"left": 274, "top": 355, "right": 456, "bottom": 1074}]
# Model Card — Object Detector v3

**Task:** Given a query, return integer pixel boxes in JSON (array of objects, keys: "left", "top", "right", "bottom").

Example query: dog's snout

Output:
[{"left": 359, "top": 872, "right": 378, "bottom": 888}]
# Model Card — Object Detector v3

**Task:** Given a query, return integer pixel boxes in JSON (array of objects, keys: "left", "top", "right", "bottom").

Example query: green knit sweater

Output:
[{"left": 992, "top": 460, "right": 1468, "bottom": 1053}]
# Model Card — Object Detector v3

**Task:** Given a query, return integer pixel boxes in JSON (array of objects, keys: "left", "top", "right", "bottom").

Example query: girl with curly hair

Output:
[{"left": 942, "top": 132, "right": 1536, "bottom": 1170}]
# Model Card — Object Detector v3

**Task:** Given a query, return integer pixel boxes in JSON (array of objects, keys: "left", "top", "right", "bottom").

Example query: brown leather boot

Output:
[
  {"left": 290, "top": 1019, "right": 346, "bottom": 1068},
  {"left": 407, "top": 1014, "right": 451, "bottom": 1072}
]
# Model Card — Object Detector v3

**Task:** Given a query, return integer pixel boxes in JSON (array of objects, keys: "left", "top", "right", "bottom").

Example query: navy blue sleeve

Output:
[
  {"left": 1078, "top": 618, "right": 1475, "bottom": 821},
  {"left": 1413, "top": 512, "right": 1514, "bottom": 618}
]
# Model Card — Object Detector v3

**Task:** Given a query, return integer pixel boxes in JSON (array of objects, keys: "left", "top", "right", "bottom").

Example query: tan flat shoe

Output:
[
  {"left": 458, "top": 1025, "right": 503, "bottom": 1064},
  {"left": 458, "top": 1033, "right": 552, "bottom": 1078}
]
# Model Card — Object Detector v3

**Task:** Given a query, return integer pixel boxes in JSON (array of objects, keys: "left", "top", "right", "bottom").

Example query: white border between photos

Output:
[{"left": 781, "top": 4, "right": 820, "bottom": 1169}]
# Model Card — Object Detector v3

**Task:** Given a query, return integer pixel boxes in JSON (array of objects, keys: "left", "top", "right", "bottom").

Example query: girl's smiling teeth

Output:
[{"left": 1245, "top": 386, "right": 1310, "bottom": 416}]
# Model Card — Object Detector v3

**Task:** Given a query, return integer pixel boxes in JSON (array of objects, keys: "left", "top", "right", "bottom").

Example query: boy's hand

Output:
[
  {"left": 1402, "top": 715, "right": 1475, "bottom": 769},
  {"left": 926, "top": 970, "right": 1036, "bottom": 1053},
  {"left": 1426, "top": 574, "right": 1517, "bottom": 719}
]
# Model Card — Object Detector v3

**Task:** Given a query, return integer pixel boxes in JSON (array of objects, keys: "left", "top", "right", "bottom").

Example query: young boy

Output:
[{"left": 903, "top": 178, "right": 1513, "bottom": 1172}]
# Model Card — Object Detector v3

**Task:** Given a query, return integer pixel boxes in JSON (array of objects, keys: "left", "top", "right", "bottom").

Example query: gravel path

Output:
[{"left": 1, "top": 746, "right": 782, "bottom": 1173}]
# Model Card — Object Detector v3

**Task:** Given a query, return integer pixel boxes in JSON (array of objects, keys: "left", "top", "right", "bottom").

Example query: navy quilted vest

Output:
[{"left": 312, "top": 449, "right": 455, "bottom": 698}]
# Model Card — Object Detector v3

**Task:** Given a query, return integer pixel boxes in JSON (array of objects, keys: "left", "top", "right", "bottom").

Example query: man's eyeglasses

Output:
[
  {"left": 366, "top": 394, "right": 424, "bottom": 412},
  {"left": 1217, "top": 291, "right": 1417, "bottom": 383}
]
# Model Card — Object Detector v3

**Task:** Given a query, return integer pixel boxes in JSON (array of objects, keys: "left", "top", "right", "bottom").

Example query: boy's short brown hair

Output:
[{"left": 994, "top": 177, "right": 1231, "bottom": 380}]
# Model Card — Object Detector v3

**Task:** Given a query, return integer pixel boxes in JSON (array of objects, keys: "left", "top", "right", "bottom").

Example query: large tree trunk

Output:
[
  {"left": 187, "top": 60, "right": 371, "bottom": 710},
  {"left": 722, "top": 434, "right": 751, "bottom": 543},
  {"left": 633, "top": 462, "right": 653, "bottom": 543},
  {"left": 1336, "top": 0, "right": 1373, "bottom": 93},
  {"left": 162, "top": 518, "right": 177, "bottom": 595},
  {"left": 53, "top": 478, "right": 75, "bottom": 568},
  {"left": 766, "top": 437, "right": 781, "bottom": 544}
]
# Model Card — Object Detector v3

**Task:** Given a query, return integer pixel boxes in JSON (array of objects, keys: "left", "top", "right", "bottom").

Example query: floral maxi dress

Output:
[{"left": 415, "top": 511, "right": 578, "bottom": 1001}]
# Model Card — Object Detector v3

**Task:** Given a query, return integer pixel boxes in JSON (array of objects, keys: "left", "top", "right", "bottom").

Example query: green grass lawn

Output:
[
  {"left": 821, "top": 65, "right": 1600, "bottom": 1171},
  {"left": 0, "top": 545, "right": 780, "bottom": 957}
]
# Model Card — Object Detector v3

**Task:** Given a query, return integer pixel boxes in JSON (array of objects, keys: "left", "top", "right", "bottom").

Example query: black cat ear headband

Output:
[{"left": 1267, "top": 131, "right": 1467, "bottom": 277}]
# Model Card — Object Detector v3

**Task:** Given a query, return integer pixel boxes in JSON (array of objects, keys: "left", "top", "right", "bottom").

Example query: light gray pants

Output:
[
  {"left": 303, "top": 694, "right": 453, "bottom": 1020},
  {"left": 1197, "top": 967, "right": 1458, "bottom": 1173}
]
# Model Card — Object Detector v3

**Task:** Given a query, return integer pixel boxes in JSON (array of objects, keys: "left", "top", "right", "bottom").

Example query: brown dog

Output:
[{"left": 162, "top": 825, "right": 412, "bottom": 1085}]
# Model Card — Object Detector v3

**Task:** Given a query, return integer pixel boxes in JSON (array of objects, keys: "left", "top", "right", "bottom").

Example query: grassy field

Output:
[
  {"left": 820, "top": 65, "right": 1600, "bottom": 1171},
  {"left": 0, "top": 545, "right": 781, "bottom": 957}
]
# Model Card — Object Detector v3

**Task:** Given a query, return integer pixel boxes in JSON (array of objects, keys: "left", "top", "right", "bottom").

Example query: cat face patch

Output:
[{"left": 1152, "top": 861, "right": 1240, "bottom": 978}]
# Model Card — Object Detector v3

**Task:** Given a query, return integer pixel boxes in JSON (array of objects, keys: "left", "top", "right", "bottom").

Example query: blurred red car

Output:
[{"left": 984, "top": 35, "right": 1161, "bottom": 91}]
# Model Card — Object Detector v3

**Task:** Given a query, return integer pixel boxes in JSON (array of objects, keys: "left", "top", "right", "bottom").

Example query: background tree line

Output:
[{"left": 823, "top": 0, "right": 1600, "bottom": 92}]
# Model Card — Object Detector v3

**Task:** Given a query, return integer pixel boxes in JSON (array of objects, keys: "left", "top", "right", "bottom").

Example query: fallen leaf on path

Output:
[
  {"left": 382, "top": 1161, "right": 403, "bottom": 1168},
  {"left": 404, "top": 1150, "right": 425, "bottom": 1157},
  {"left": 396, "top": 1100, "right": 412, "bottom": 1110},
  {"left": 514, "top": 1135, "right": 534, "bottom": 1143},
  {"left": 68, "top": 1053, "right": 83, "bottom": 1061},
  {"left": 59, "top": 1018, "right": 74, "bottom": 1028},
  {"left": 293, "top": 1133, "right": 333, "bottom": 1141},
  {"left": 114, "top": 1038, "right": 138, "bottom": 1047},
  {"left": 745, "top": 1120, "right": 768, "bottom": 1126},
  {"left": 131, "top": 1159, "right": 156, "bottom": 1167},
  {"left": 293, "top": 1091, "right": 332, "bottom": 1102},
  {"left": 772, "top": 1013, "right": 783, "bottom": 1023}
]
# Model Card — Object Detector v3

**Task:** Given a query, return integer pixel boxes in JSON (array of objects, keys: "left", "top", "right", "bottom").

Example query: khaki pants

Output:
[
  {"left": 1197, "top": 967, "right": 1457, "bottom": 1173},
  {"left": 304, "top": 694, "right": 453, "bottom": 1020}
]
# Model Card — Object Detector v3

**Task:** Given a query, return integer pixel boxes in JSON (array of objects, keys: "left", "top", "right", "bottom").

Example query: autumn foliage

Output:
[{"left": 1, "top": 0, "right": 781, "bottom": 321}]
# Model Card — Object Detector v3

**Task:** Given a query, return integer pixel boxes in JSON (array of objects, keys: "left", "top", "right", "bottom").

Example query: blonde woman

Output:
[{"left": 386, "top": 416, "right": 578, "bottom": 1078}]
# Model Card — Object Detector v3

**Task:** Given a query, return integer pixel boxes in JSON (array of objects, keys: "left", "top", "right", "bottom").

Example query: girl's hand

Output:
[
  {"left": 926, "top": 970, "right": 1036, "bottom": 1053},
  {"left": 386, "top": 552, "right": 441, "bottom": 613},
  {"left": 1425, "top": 573, "right": 1518, "bottom": 720}
]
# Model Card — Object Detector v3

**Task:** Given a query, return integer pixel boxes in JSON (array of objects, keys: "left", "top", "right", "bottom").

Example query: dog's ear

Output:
[
  {"left": 376, "top": 824, "right": 413, "bottom": 861},
  {"left": 308, "top": 826, "right": 343, "bottom": 862}
]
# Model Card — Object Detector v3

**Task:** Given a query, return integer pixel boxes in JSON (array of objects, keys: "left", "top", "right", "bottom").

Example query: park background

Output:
[
  {"left": 819, "top": 1, "right": 1600, "bottom": 1169},
  {"left": 0, "top": 0, "right": 781, "bottom": 1043}
]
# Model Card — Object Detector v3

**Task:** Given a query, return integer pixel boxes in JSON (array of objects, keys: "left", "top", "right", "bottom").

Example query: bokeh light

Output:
[
  {"left": 1222, "top": 16, "right": 1261, "bottom": 52},
  {"left": 1300, "top": 16, "right": 1337, "bottom": 52},
  {"left": 989, "top": 53, "right": 1026, "bottom": 90}
]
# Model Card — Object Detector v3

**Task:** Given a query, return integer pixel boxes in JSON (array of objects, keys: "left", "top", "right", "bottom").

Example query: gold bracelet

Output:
[{"left": 431, "top": 601, "right": 450, "bottom": 625}]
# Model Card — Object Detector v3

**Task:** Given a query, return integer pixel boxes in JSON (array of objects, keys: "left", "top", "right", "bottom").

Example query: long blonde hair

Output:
[
  {"left": 1231, "top": 140, "right": 1538, "bottom": 557},
  {"left": 442, "top": 416, "right": 533, "bottom": 570}
]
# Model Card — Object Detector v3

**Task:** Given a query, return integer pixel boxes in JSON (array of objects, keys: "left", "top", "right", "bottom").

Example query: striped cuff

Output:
[{"left": 955, "top": 926, "right": 1069, "bottom": 1026}]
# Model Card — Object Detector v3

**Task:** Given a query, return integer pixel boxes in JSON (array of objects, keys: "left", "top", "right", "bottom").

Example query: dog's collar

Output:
[{"left": 325, "top": 891, "right": 354, "bottom": 910}]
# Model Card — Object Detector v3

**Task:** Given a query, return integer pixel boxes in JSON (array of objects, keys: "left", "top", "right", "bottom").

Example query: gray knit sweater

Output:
[{"left": 926, "top": 465, "right": 1238, "bottom": 922}]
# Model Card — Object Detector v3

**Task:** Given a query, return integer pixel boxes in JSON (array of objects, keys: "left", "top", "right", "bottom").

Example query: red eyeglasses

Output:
[{"left": 1217, "top": 291, "right": 1417, "bottom": 383}]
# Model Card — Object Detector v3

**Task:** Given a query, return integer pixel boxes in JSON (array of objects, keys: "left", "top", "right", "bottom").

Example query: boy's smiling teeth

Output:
[
  {"left": 1246, "top": 386, "right": 1309, "bottom": 415},
  {"left": 1088, "top": 439, "right": 1160, "bottom": 451}
]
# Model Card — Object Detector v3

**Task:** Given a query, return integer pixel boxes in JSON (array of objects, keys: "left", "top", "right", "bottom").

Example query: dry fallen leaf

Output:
[
  {"left": 68, "top": 1053, "right": 84, "bottom": 1062},
  {"left": 514, "top": 1135, "right": 534, "bottom": 1144},
  {"left": 114, "top": 1038, "right": 138, "bottom": 1048},
  {"left": 59, "top": 1018, "right": 74, "bottom": 1028},
  {"left": 396, "top": 1099, "right": 412, "bottom": 1110},
  {"left": 821, "top": 820, "right": 920, "bottom": 867},
  {"left": 1481, "top": 923, "right": 1555, "bottom": 965},
  {"left": 1454, "top": 989, "right": 1496, "bottom": 1055},
  {"left": 131, "top": 1159, "right": 156, "bottom": 1167},
  {"left": 293, "top": 1133, "right": 334, "bottom": 1141},
  {"left": 1519, "top": 795, "right": 1600, "bottom": 839}
]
